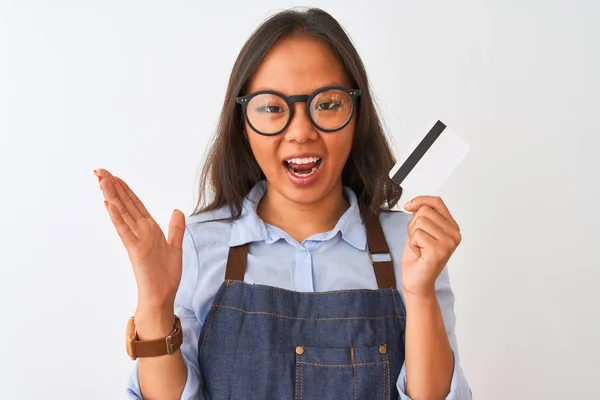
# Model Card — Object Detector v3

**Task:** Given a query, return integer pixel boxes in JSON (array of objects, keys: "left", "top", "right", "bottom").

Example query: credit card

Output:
[{"left": 389, "top": 120, "right": 470, "bottom": 211}]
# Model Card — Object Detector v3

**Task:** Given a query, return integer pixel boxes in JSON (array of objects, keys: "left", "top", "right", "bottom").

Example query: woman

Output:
[{"left": 95, "top": 7, "right": 471, "bottom": 400}]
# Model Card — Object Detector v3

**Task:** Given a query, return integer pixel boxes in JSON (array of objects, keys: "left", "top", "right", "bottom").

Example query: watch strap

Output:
[{"left": 126, "top": 315, "right": 183, "bottom": 360}]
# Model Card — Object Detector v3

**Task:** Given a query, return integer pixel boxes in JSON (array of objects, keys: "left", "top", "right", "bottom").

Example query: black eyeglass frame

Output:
[{"left": 235, "top": 85, "right": 362, "bottom": 136}]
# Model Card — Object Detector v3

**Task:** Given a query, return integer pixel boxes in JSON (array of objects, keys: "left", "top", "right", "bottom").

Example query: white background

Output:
[{"left": 1, "top": 1, "right": 599, "bottom": 399}]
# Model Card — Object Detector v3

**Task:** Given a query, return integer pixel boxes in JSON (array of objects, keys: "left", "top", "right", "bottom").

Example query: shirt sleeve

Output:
[
  {"left": 395, "top": 266, "right": 472, "bottom": 400},
  {"left": 125, "top": 225, "right": 204, "bottom": 399}
]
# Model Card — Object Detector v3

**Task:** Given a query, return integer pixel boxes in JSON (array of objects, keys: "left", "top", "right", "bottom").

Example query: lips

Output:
[
  {"left": 282, "top": 155, "right": 323, "bottom": 186},
  {"left": 284, "top": 159, "right": 321, "bottom": 172}
]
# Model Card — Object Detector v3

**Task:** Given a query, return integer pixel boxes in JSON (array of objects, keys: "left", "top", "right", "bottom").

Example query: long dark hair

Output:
[{"left": 190, "top": 7, "right": 402, "bottom": 219}]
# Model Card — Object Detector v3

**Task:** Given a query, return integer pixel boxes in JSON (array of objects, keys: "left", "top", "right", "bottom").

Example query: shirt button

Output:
[{"left": 300, "top": 250, "right": 308, "bottom": 258}]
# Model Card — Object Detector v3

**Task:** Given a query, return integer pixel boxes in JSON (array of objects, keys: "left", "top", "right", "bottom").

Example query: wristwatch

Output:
[{"left": 126, "top": 315, "right": 183, "bottom": 360}]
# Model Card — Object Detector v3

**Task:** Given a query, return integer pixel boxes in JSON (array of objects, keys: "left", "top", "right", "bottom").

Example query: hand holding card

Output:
[{"left": 390, "top": 120, "right": 467, "bottom": 296}]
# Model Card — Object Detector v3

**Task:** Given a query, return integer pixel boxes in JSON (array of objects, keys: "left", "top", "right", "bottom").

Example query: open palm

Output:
[{"left": 95, "top": 168, "right": 186, "bottom": 309}]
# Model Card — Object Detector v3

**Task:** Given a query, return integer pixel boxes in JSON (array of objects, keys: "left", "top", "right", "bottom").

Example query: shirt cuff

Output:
[
  {"left": 125, "top": 358, "right": 201, "bottom": 400},
  {"left": 396, "top": 350, "right": 472, "bottom": 400}
]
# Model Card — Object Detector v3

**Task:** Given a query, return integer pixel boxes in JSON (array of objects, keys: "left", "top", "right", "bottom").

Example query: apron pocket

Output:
[{"left": 294, "top": 344, "right": 390, "bottom": 400}]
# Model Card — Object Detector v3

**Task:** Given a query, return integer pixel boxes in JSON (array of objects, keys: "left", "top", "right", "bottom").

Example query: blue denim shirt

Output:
[{"left": 126, "top": 180, "right": 472, "bottom": 399}]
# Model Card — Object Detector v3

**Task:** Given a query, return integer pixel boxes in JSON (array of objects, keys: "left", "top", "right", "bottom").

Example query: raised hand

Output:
[
  {"left": 401, "top": 196, "right": 462, "bottom": 298},
  {"left": 94, "top": 168, "right": 186, "bottom": 311}
]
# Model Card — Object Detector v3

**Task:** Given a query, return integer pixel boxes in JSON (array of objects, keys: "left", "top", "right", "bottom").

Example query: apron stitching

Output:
[
  {"left": 386, "top": 358, "right": 390, "bottom": 399},
  {"left": 300, "top": 358, "right": 303, "bottom": 400},
  {"left": 294, "top": 359, "right": 298, "bottom": 400},
  {"left": 390, "top": 289, "right": 401, "bottom": 317},
  {"left": 199, "top": 283, "right": 230, "bottom": 355},
  {"left": 351, "top": 347, "right": 357, "bottom": 400},
  {"left": 297, "top": 361, "right": 388, "bottom": 367},
  {"left": 210, "top": 305, "right": 405, "bottom": 321},
  {"left": 381, "top": 353, "right": 385, "bottom": 400}
]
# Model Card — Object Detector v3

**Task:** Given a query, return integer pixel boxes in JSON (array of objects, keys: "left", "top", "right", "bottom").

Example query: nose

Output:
[{"left": 283, "top": 102, "right": 318, "bottom": 143}]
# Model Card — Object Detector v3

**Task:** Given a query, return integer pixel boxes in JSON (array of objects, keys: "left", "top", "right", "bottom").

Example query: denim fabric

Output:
[{"left": 198, "top": 280, "right": 406, "bottom": 400}]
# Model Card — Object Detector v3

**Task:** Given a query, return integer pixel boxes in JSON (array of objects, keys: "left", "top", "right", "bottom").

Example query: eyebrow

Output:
[{"left": 249, "top": 82, "right": 350, "bottom": 95}]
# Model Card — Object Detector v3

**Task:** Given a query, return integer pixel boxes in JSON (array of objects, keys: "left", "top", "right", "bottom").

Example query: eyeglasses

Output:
[{"left": 236, "top": 85, "right": 361, "bottom": 136}]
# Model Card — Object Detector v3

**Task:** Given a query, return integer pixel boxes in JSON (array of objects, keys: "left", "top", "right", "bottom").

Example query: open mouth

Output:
[{"left": 283, "top": 156, "right": 323, "bottom": 178}]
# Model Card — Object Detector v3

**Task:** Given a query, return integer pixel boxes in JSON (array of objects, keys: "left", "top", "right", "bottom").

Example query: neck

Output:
[{"left": 257, "top": 181, "right": 350, "bottom": 243}]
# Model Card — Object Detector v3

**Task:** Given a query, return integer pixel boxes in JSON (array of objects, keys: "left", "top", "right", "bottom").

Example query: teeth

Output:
[
  {"left": 285, "top": 156, "right": 320, "bottom": 164},
  {"left": 289, "top": 165, "right": 319, "bottom": 177}
]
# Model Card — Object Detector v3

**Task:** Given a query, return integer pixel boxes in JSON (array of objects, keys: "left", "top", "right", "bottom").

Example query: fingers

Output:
[
  {"left": 408, "top": 241, "right": 422, "bottom": 258},
  {"left": 108, "top": 173, "right": 144, "bottom": 222},
  {"left": 95, "top": 169, "right": 142, "bottom": 230},
  {"left": 407, "top": 205, "right": 462, "bottom": 246},
  {"left": 404, "top": 198, "right": 462, "bottom": 262},
  {"left": 167, "top": 209, "right": 186, "bottom": 251},
  {"left": 105, "top": 197, "right": 140, "bottom": 249},
  {"left": 410, "top": 225, "right": 460, "bottom": 267},
  {"left": 409, "top": 215, "right": 445, "bottom": 242},
  {"left": 405, "top": 195, "right": 459, "bottom": 231},
  {"left": 409, "top": 228, "right": 436, "bottom": 253},
  {"left": 114, "top": 176, "right": 151, "bottom": 219}
]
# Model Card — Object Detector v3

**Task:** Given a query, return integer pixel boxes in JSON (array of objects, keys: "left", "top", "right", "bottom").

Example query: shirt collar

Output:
[{"left": 228, "top": 180, "right": 367, "bottom": 250}]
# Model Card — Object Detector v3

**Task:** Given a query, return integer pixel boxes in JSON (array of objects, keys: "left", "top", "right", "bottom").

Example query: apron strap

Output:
[
  {"left": 360, "top": 206, "right": 397, "bottom": 290},
  {"left": 224, "top": 243, "right": 249, "bottom": 282},
  {"left": 223, "top": 207, "right": 397, "bottom": 289}
]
